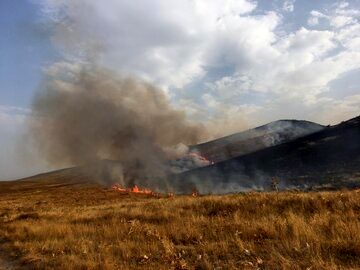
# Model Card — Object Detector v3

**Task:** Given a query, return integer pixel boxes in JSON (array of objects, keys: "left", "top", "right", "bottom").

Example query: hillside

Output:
[
  {"left": 10, "top": 117, "right": 359, "bottom": 194},
  {"left": 190, "top": 120, "right": 324, "bottom": 163},
  {"left": 173, "top": 116, "right": 360, "bottom": 194},
  {"left": 17, "top": 159, "right": 131, "bottom": 186}
]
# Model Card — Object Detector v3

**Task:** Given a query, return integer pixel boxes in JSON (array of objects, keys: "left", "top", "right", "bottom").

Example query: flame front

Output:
[
  {"left": 111, "top": 184, "right": 200, "bottom": 197},
  {"left": 132, "top": 185, "right": 139, "bottom": 193},
  {"left": 188, "top": 152, "right": 214, "bottom": 165},
  {"left": 112, "top": 184, "right": 153, "bottom": 195}
]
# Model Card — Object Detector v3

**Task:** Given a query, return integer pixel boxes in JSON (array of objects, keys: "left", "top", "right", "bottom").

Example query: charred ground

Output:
[
  {"left": 190, "top": 119, "right": 324, "bottom": 163},
  {"left": 174, "top": 116, "right": 360, "bottom": 193}
]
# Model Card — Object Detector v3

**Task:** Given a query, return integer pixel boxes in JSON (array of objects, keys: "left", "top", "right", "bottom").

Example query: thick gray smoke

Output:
[{"left": 30, "top": 64, "right": 205, "bottom": 186}]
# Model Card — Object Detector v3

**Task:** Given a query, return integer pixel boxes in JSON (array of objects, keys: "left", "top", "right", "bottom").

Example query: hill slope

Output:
[
  {"left": 10, "top": 117, "right": 359, "bottom": 194},
  {"left": 191, "top": 120, "right": 324, "bottom": 163},
  {"left": 173, "top": 116, "right": 360, "bottom": 193}
]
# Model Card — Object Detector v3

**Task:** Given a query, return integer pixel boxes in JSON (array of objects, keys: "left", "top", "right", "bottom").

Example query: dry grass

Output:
[{"left": 0, "top": 178, "right": 359, "bottom": 270}]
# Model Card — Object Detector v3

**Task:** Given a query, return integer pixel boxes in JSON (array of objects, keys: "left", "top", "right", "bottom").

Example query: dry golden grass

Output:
[{"left": 0, "top": 178, "right": 359, "bottom": 270}]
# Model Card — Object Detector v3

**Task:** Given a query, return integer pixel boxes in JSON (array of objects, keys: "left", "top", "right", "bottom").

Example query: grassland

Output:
[{"left": 0, "top": 177, "right": 359, "bottom": 270}]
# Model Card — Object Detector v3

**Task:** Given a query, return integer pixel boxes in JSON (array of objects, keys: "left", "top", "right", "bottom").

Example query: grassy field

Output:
[{"left": 0, "top": 177, "right": 359, "bottom": 270}]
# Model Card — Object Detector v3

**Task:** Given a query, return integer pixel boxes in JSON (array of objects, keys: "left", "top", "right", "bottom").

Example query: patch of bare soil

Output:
[{"left": 0, "top": 253, "right": 20, "bottom": 270}]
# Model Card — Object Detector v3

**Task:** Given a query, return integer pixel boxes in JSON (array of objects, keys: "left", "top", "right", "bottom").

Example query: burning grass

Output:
[{"left": 0, "top": 179, "right": 359, "bottom": 269}]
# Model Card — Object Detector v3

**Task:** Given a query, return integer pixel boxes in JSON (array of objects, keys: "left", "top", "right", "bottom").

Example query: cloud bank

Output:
[{"left": 38, "top": 0, "right": 359, "bottom": 130}]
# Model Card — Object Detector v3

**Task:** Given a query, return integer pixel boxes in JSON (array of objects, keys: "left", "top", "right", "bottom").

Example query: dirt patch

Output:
[{"left": 0, "top": 252, "right": 20, "bottom": 270}]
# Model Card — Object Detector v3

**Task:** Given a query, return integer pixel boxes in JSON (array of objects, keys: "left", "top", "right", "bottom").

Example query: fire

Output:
[
  {"left": 191, "top": 188, "right": 199, "bottom": 197},
  {"left": 111, "top": 184, "right": 127, "bottom": 192},
  {"left": 188, "top": 152, "right": 214, "bottom": 165},
  {"left": 132, "top": 185, "right": 139, "bottom": 192},
  {"left": 111, "top": 184, "right": 199, "bottom": 197},
  {"left": 111, "top": 184, "right": 153, "bottom": 195}
]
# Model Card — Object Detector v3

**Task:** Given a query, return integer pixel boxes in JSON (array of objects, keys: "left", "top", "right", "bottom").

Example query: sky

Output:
[{"left": 0, "top": 0, "right": 359, "bottom": 179}]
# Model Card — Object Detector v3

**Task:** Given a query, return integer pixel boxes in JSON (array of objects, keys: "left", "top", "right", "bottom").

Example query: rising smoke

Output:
[{"left": 30, "top": 64, "right": 206, "bottom": 187}]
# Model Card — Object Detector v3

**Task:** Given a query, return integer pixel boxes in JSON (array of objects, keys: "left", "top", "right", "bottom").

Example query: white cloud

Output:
[
  {"left": 40, "top": 0, "right": 258, "bottom": 90},
  {"left": 291, "top": 93, "right": 360, "bottom": 124},
  {"left": 308, "top": 10, "right": 328, "bottom": 26},
  {"left": 330, "top": 15, "right": 356, "bottom": 28},
  {"left": 206, "top": 75, "right": 253, "bottom": 99},
  {"left": 337, "top": 1, "right": 349, "bottom": 9},
  {"left": 337, "top": 24, "right": 360, "bottom": 50},
  {"left": 38, "top": 0, "right": 360, "bottom": 131},
  {"left": 207, "top": 27, "right": 344, "bottom": 98},
  {"left": 283, "top": 0, "right": 295, "bottom": 12},
  {"left": 309, "top": 1, "right": 359, "bottom": 28}
]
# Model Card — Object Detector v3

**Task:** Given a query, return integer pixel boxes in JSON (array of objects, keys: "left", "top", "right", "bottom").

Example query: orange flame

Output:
[
  {"left": 111, "top": 184, "right": 200, "bottom": 197},
  {"left": 191, "top": 188, "right": 199, "bottom": 197},
  {"left": 132, "top": 185, "right": 139, "bottom": 192},
  {"left": 111, "top": 184, "right": 153, "bottom": 195},
  {"left": 189, "top": 152, "right": 214, "bottom": 165}
]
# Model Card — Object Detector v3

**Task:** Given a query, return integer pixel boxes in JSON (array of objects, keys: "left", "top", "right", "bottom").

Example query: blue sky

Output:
[
  {"left": 0, "top": 0, "right": 359, "bottom": 179},
  {"left": 0, "top": 0, "right": 57, "bottom": 107}
]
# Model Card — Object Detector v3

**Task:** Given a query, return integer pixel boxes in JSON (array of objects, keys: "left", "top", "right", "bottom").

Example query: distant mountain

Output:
[
  {"left": 191, "top": 120, "right": 324, "bottom": 163},
  {"left": 172, "top": 116, "right": 360, "bottom": 193}
]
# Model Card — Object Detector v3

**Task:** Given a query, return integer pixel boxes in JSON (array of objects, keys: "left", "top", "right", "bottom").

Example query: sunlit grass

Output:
[{"left": 0, "top": 179, "right": 359, "bottom": 269}]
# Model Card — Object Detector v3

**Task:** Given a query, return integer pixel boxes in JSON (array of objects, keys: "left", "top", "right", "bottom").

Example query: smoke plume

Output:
[{"left": 30, "top": 64, "right": 205, "bottom": 186}]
